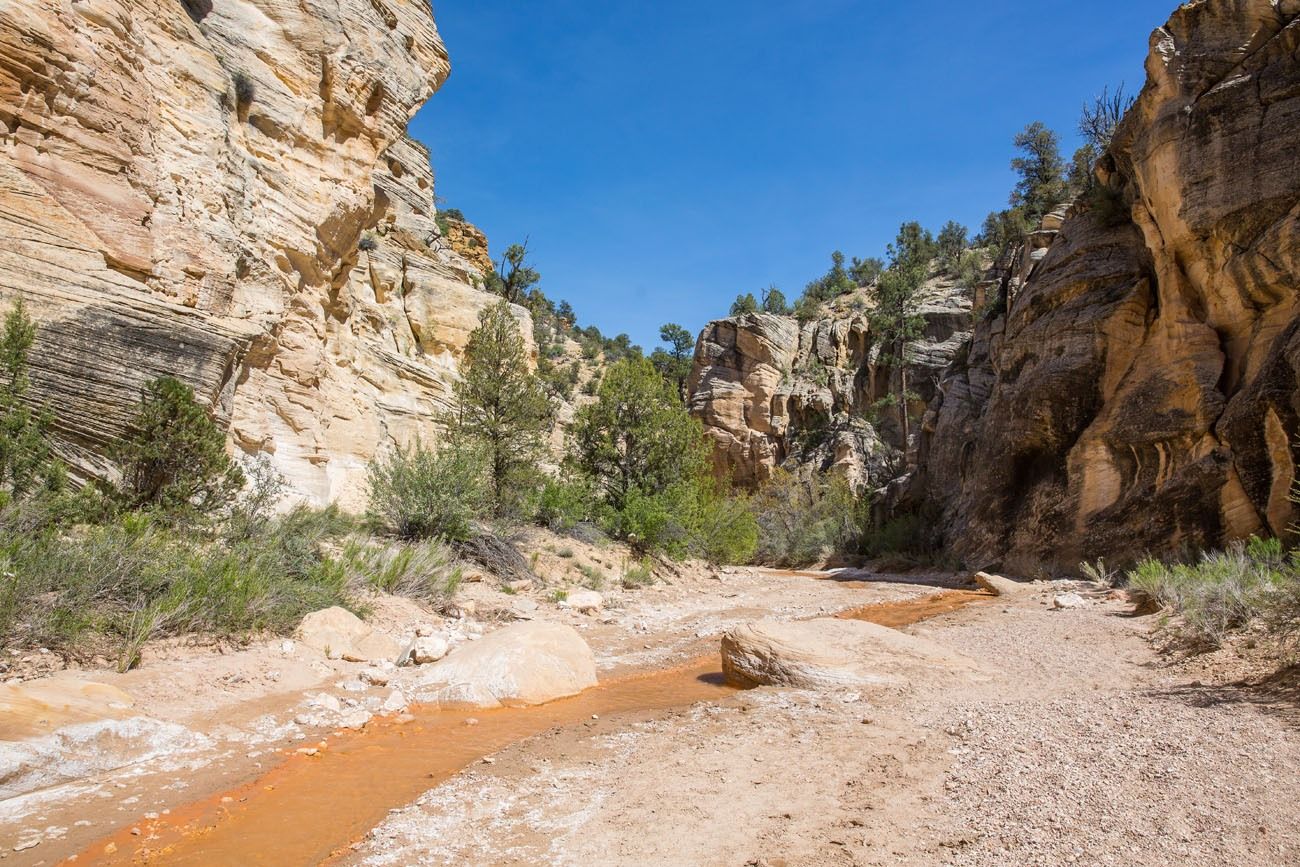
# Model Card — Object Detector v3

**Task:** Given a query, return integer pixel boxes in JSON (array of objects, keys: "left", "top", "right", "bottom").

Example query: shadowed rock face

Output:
[
  {"left": 0, "top": 0, "right": 525, "bottom": 507},
  {"left": 919, "top": 0, "right": 1300, "bottom": 573}
]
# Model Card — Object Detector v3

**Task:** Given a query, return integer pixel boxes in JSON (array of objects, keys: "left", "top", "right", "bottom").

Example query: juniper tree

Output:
[{"left": 446, "top": 301, "right": 553, "bottom": 518}]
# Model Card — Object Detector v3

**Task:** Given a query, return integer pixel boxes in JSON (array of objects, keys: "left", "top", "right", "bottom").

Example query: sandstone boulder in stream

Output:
[
  {"left": 410, "top": 622, "right": 598, "bottom": 709},
  {"left": 721, "top": 618, "right": 976, "bottom": 690}
]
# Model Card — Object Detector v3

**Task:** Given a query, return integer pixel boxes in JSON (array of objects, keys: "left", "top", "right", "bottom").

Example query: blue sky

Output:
[{"left": 410, "top": 0, "right": 1175, "bottom": 352}]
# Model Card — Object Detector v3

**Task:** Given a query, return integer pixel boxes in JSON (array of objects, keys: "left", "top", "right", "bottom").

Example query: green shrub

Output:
[
  {"left": 113, "top": 376, "right": 245, "bottom": 521},
  {"left": 0, "top": 299, "right": 60, "bottom": 499},
  {"left": 341, "top": 538, "right": 462, "bottom": 603},
  {"left": 621, "top": 559, "right": 655, "bottom": 588},
  {"left": 1125, "top": 538, "right": 1290, "bottom": 650},
  {"left": 751, "top": 471, "right": 863, "bottom": 567},
  {"left": 0, "top": 502, "right": 355, "bottom": 670},
  {"left": 365, "top": 439, "right": 490, "bottom": 541},
  {"left": 537, "top": 475, "right": 594, "bottom": 532},
  {"left": 578, "top": 563, "right": 606, "bottom": 589}
]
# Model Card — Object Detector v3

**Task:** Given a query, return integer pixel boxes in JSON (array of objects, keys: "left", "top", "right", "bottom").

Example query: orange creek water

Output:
[{"left": 70, "top": 586, "right": 990, "bottom": 866}]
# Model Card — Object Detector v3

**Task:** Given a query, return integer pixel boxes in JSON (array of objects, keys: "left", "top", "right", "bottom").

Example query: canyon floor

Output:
[{"left": 3, "top": 554, "right": 1300, "bottom": 866}]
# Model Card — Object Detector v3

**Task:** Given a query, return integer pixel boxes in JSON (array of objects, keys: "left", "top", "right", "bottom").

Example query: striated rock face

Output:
[
  {"left": 0, "top": 0, "right": 524, "bottom": 507},
  {"left": 688, "top": 274, "right": 972, "bottom": 490},
  {"left": 919, "top": 0, "right": 1300, "bottom": 573}
]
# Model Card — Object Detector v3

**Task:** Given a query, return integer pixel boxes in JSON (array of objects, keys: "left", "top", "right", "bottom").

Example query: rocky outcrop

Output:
[
  {"left": 688, "top": 274, "right": 973, "bottom": 490},
  {"left": 919, "top": 0, "right": 1300, "bottom": 573},
  {"left": 0, "top": 0, "right": 524, "bottom": 507}
]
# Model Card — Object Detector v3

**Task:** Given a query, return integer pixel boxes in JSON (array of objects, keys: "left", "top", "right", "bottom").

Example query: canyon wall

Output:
[
  {"left": 918, "top": 0, "right": 1300, "bottom": 573},
  {"left": 0, "top": 0, "right": 522, "bottom": 508},
  {"left": 688, "top": 274, "right": 973, "bottom": 490}
]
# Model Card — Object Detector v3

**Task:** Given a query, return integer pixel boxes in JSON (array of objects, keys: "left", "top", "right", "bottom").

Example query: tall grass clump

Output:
[{"left": 1124, "top": 536, "right": 1292, "bottom": 651}]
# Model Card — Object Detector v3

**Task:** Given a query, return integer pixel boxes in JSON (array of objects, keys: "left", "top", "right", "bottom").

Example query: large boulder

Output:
[
  {"left": 720, "top": 618, "right": 976, "bottom": 690},
  {"left": 410, "top": 622, "right": 598, "bottom": 709},
  {"left": 296, "top": 607, "right": 401, "bottom": 663}
]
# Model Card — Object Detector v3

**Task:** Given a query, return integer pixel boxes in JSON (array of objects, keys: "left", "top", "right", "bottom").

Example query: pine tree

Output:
[
  {"left": 1010, "top": 121, "right": 1068, "bottom": 223},
  {"left": 447, "top": 300, "right": 553, "bottom": 517}
]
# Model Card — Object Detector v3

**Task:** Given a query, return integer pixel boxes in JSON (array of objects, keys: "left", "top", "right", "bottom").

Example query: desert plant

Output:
[
  {"left": 365, "top": 439, "right": 491, "bottom": 541},
  {"left": 113, "top": 376, "right": 245, "bottom": 521},
  {"left": 445, "top": 301, "right": 553, "bottom": 520},
  {"left": 751, "top": 471, "right": 863, "bottom": 567},
  {"left": 0, "top": 298, "right": 60, "bottom": 499},
  {"left": 342, "top": 538, "right": 462, "bottom": 603},
  {"left": 1125, "top": 539, "right": 1289, "bottom": 650}
]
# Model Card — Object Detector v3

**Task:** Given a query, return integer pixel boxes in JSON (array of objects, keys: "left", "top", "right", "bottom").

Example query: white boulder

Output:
[{"left": 410, "top": 622, "right": 597, "bottom": 709}]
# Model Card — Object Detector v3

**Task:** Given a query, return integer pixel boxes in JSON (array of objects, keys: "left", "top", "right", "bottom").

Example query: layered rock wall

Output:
[
  {"left": 0, "top": 0, "right": 522, "bottom": 507},
  {"left": 919, "top": 0, "right": 1300, "bottom": 572},
  {"left": 688, "top": 275, "right": 973, "bottom": 490}
]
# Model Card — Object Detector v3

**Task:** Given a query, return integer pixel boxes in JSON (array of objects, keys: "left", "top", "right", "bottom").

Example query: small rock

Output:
[
  {"left": 360, "top": 668, "right": 390, "bottom": 687},
  {"left": 559, "top": 590, "right": 604, "bottom": 614},
  {"left": 974, "top": 571, "right": 1027, "bottom": 597},
  {"left": 338, "top": 709, "right": 372, "bottom": 729},
  {"left": 280, "top": 639, "right": 295, "bottom": 655},
  {"left": 13, "top": 838, "right": 39, "bottom": 852},
  {"left": 408, "top": 636, "right": 450, "bottom": 665},
  {"left": 414, "top": 623, "right": 436, "bottom": 637},
  {"left": 382, "top": 690, "right": 408, "bottom": 713},
  {"left": 1051, "top": 592, "right": 1088, "bottom": 610},
  {"left": 507, "top": 579, "right": 533, "bottom": 593}
]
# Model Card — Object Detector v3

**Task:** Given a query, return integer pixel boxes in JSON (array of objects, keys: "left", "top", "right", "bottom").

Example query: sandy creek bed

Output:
[{"left": 5, "top": 567, "right": 1300, "bottom": 866}]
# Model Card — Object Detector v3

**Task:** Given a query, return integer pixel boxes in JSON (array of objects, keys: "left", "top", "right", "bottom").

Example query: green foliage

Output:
[
  {"left": 568, "top": 356, "right": 711, "bottom": 512},
  {"left": 760, "top": 286, "right": 792, "bottom": 315},
  {"left": 650, "top": 322, "right": 695, "bottom": 396},
  {"left": 621, "top": 559, "right": 655, "bottom": 588},
  {"left": 1009, "top": 121, "right": 1068, "bottom": 222},
  {"left": 936, "top": 221, "right": 968, "bottom": 267},
  {"left": 578, "top": 563, "right": 606, "bottom": 589},
  {"left": 113, "top": 376, "right": 244, "bottom": 521},
  {"left": 887, "top": 222, "right": 937, "bottom": 272},
  {"left": 486, "top": 241, "right": 541, "bottom": 304},
  {"left": 977, "top": 207, "right": 1032, "bottom": 257},
  {"left": 793, "top": 294, "right": 822, "bottom": 323},
  {"left": 341, "top": 538, "right": 462, "bottom": 603},
  {"left": 730, "top": 293, "right": 759, "bottom": 316},
  {"left": 849, "top": 256, "right": 884, "bottom": 286},
  {"left": 801, "top": 251, "right": 857, "bottom": 305},
  {"left": 1123, "top": 537, "right": 1292, "bottom": 650},
  {"left": 365, "top": 439, "right": 491, "bottom": 541},
  {"left": 0, "top": 502, "right": 356, "bottom": 669},
  {"left": 750, "top": 470, "right": 864, "bottom": 567},
  {"left": 952, "top": 249, "right": 985, "bottom": 290},
  {"left": 446, "top": 301, "right": 553, "bottom": 518},
  {"left": 536, "top": 474, "right": 596, "bottom": 532},
  {"left": 0, "top": 299, "right": 59, "bottom": 499}
]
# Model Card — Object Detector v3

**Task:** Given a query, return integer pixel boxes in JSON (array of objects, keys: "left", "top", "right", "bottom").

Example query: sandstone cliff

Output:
[
  {"left": 918, "top": 0, "right": 1300, "bottom": 573},
  {"left": 0, "top": 0, "right": 524, "bottom": 507},
  {"left": 688, "top": 272, "right": 973, "bottom": 490}
]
